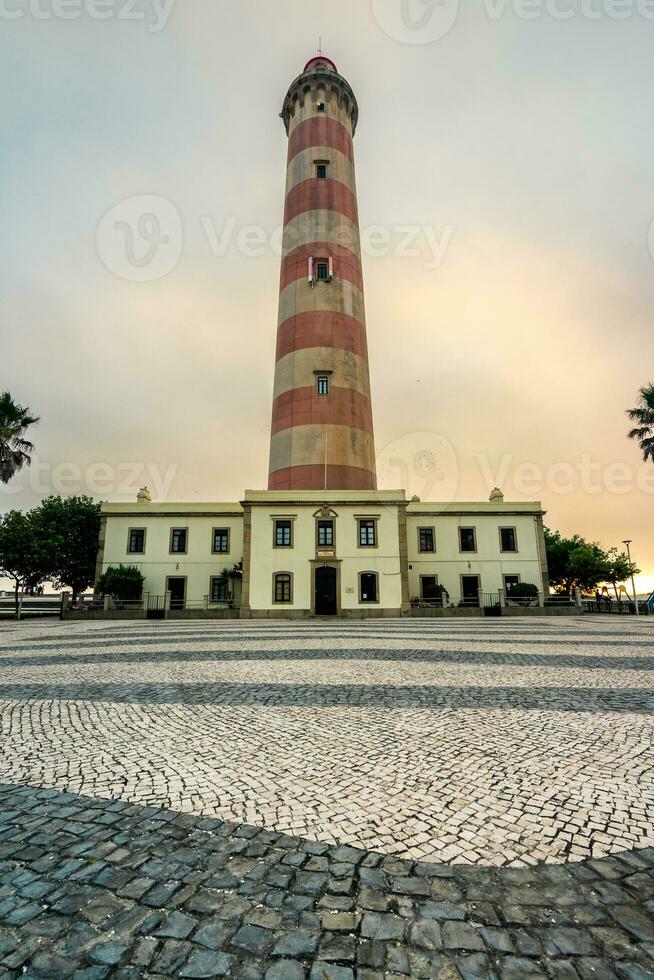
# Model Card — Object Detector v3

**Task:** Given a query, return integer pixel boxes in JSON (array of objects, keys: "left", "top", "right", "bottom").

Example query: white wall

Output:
[
  {"left": 101, "top": 509, "right": 244, "bottom": 603},
  {"left": 248, "top": 502, "right": 404, "bottom": 612},
  {"left": 407, "top": 511, "right": 544, "bottom": 600}
]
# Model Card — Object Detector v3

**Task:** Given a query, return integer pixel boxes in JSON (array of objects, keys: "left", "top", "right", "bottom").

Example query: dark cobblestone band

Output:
[{"left": 0, "top": 784, "right": 653, "bottom": 979}]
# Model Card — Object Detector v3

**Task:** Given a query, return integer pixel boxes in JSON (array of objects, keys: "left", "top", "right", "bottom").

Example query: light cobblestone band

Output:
[
  {"left": 0, "top": 618, "right": 652, "bottom": 869},
  {"left": 268, "top": 57, "right": 377, "bottom": 492}
]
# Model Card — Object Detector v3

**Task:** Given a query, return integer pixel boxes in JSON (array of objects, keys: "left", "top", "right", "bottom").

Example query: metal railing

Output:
[
  {"left": 412, "top": 592, "right": 578, "bottom": 613},
  {"left": 581, "top": 597, "right": 650, "bottom": 616},
  {"left": 411, "top": 592, "right": 544, "bottom": 610},
  {"left": 66, "top": 595, "right": 144, "bottom": 613}
]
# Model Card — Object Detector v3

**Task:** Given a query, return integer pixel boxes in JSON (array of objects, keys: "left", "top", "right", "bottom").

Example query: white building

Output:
[{"left": 96, "top": 489, "right": 549, "bottom": 618}]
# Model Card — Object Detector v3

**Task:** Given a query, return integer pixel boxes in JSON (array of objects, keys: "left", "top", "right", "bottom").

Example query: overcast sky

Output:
[{"left": 2, "top": 0, "right": 654, "bottom": 589}]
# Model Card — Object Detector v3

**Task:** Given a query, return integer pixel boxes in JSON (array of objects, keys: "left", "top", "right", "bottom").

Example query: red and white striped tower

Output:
[{"left": 268, "top": 55, "right": 377, "bottom": 491}]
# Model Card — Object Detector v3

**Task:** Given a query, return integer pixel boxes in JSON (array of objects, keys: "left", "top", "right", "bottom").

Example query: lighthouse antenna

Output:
[{"left": 318, "top": 35, "right": 322, "bottom": 55}]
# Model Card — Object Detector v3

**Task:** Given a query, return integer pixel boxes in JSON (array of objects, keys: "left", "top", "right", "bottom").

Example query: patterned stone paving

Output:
[
  {"left": 0, "top": 618, "right": 652, "bottom": 977},
  {"left": 0, "top": 619, "right": 653, "bottom": 868}
]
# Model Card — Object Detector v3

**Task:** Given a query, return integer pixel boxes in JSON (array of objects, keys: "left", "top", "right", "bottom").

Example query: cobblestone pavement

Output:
[
  {"left": 1, "top": 782, "right": 654, "bottom": 979},
  {"left": 1, "top": 619, "right": 653, "bottom": 867},
  {"left": 0, "top": 618, "right": 653, "bottom": 977}
]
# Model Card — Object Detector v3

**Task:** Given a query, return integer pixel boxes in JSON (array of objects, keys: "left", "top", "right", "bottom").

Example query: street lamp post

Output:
[{"left": 623, "top": 540, "right": 640, "bottom": 616}]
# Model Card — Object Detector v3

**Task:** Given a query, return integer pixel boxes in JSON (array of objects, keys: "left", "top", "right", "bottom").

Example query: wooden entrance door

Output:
[
  {"left": 315, "top": 566, "right": 337, "bottom": 616},
  {"left": 167, "top": 577, "right": 186, "bottom": 611}
]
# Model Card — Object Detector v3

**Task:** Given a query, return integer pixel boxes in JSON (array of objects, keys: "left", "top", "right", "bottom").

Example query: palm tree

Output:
[
  {"left": 627, "top": 383, "right": 654, "bottom": 463},
  {"left": 0, "top": 392, "right": 39, "bottom": 484}
]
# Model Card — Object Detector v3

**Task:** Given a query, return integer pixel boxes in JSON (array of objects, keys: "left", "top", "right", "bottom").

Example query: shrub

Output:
[
  {"left": 96, "top": 565, "right": 145, "bottom": 601},
  {"left": 508, "top": 582, "right": 539, "bottom": 599}
]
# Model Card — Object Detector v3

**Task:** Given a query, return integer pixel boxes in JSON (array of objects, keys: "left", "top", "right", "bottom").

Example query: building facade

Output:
[
  {"left": 97, "top": 489, "right": 549, "bottom": 616},
  {"left": 96, "top": 56, "right": 550, "bottom": 618}
]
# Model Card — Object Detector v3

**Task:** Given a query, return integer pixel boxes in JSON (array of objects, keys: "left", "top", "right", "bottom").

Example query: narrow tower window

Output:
[
  {"left": 317, "top": 375, "right": 329, "bottom": 396},
  {"left": 316, "top": 261, "right": 329, "bottom": 281},
  {"left": 316, "top": 102, "right": 326, "bottom": 112},
  {"left": 316, "top": 163, "right": 327, "bottom": 180}
]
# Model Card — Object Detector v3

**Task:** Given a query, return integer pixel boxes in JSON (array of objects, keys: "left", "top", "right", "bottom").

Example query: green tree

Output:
[
  {"left": 627, "top": 382, "right": 654, "bottom": 462},
  {"left": 0, "top": 510, "right": 50, "bottom": 618},
  {"left": 543, "top": 529, "right": 585, "bottom": 594},
  {"left": 96, "top": 565, "right": 145, "bottom": 602},
  {"left": 0, "top": 391, "right": 39, "bottom": 484},
  {"left": 543, "top": 529, "right": 612, "bottom": 596},
  {"left": 36, "top": 496, "right": 101, "bottom": 602}
]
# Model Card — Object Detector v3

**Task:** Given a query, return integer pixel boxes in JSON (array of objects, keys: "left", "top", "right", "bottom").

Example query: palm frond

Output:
[
  {"left": 0, "top": 392, "right": 39, "bottom": 484},
  {"left": 640, "top": 437, "right": 654, "bottom": 463}
]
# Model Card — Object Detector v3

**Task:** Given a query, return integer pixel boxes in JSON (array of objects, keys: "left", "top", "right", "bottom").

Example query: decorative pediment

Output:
[{"left": 313, "top": 505, "right": 338, "bottom": 519}]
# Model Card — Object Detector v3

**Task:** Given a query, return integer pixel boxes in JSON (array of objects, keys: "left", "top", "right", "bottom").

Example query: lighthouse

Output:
[{"left": 267, "top": 55, "right": 377, "bottom": 492}]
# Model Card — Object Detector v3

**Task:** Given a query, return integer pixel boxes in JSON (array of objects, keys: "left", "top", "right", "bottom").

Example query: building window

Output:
[
  {"left": 504, "top": 575, "right": 520, "bottom": 595},
  {"left": 128, "top": 529, "right": 145, "bottom": 554},
  {"left": 421, "top": 575, "right": 440, "bottom": 600},
  {"left": 316, "top": 261, "right": 329, "bottom": 281},
  {"left": 274, "top": 573, "right": 292, "bottom": 604},
  {"left": 418, "top": 527, "right": 435, "bottom": 553},
  {"left": 500, "top": 527, "right": 517, "bottom": 553},
  {"left": 210, "top": 577, "right": 229, "bottom": 603},
  {"left": 358, "top": 519, "right": 377, "bottom": 548},
  {"left": 170, "top": 528, "right": 188, "bottom": 554},
  {"left": 316, "top": 102, "right": 325, "bottom": 112},
  {"left": 459, "top": 527, "right": 476, "bottom": 553},
  {"left": 317, "top": 375, "right": 329, "bottom": 396},
  {"left": 212, "top": 528, "right": 230, "bottom": 554},
  {"left": 360, "top": 572, "right": 379, "bottom": 604},
  {"left": 274, "top": 520, "right": 293, "bottom": 548},
  {"left": 317, "top": 520, "right": 334, "bottom": 546},
  {"left": 316, "top": 163, "right": 327, "bottom": 179}
]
